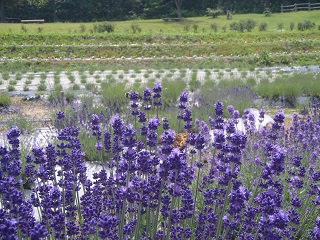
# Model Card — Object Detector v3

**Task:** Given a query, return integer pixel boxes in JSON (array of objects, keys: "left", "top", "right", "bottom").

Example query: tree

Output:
[
  {"left": 0, "top": 0, "right": 4, "bottom": 21},
  {"left": 0, "top": 0, "right": 24, "bottom": 21},
  {"left": 175, "top": 0, "right": 182, "bottom": 18},
  {"left": 27, "top": 0, "right": 68, "bottom": 22}
]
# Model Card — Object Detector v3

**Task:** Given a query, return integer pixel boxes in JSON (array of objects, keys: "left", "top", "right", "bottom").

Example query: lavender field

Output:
[{"left": 1, "top": 80, "right": 320, "bottom": 239}]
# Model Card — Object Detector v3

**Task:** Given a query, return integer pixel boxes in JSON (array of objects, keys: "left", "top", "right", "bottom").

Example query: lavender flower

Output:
[
  {"left": 128, "top": 90, "right": 140, "bottom": 116},
  {"left": 143, "top": 87, "right": 152, "bottom": 110},
  {"left": 91, "top": 113, "right": 102, "bottom": 140},
  {"left": 153, "top": 82, "right": 162, "bottom": 107},
  {"left": 179, "top": 91, "right": 188, "bottom": 110}
]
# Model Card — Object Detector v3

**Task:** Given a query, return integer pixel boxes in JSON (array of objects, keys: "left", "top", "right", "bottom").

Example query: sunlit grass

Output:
[{"left": 0, "top": 11, "right": 319, "bottom": 34}]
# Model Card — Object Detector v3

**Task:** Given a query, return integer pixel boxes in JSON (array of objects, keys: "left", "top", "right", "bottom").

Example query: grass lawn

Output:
[{"left": 0, "top": 11, "right": 319, "bottom": 34}]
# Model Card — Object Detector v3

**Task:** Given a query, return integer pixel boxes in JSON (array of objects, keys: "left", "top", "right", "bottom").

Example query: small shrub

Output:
[
  {"left": 15, "top": 73, "right": 22, "bottom": 81},
  {"left": 79, "top": 24, "right": 86, "bottom": 33},
  {"left": 263, "top": 7, "right": 272, "bottom": 17},
  {"left": 298, "top": 20, "right": 315, "bottom": 31},
  {"left": 245, "top": 19, "right": 257, "bottom": 32},
  {"left": 206, "top": 8, "right": 223, "bottom": 18},
  {"left": 27, "top": 74, "right": 33, "bottom": 81},
  {"left": 193, "top": 24, "right": 199, "bottom": 33},
  {"left": 259, "top": 22, "right": 268, "bottom": 31},
  {"left": 38, "top": 83, "right": 47, "bottom": 91},
  {"left": 54, "top": 74, "right": 60, "bottom": 84},
  {"left": 20, "top": 25, "right": 28, "bottom": 33},
  {"left": 72, "top": 83, "right": 80, "bottom": 90},
  {"left": 23, "top": 85, "right": 29, "bottom": 91},
  {"left": 9, "top": 80, "right": 17, "bottom": 85},
  {"left": 130, "top": 24, "right": 142, "bottom": 34},
  {"left": 1, "top": 72, "right": 10, "bottom": 80},
  {"left": 37, "top": 27, "right": 43, "bottom": 33},
  {"left": 258, "top": 51, "right": 274, "bottom": 66},
  {"left": 230, "top": 22, "right": 239, "bottom": 31},
  {"left": 54, "top": 77, "right": 60, "bottom": 85},
  {"left": 304, "top": 20, "right": 315, "bottom": 30},
  {"left": 7, "top": 85, "right": 15, "bottom": 91},
  {"left": 278, "top": 23, "right": 284, "bottom": 30},
  {"left": 25, "top": 80, "right": 32, "bottom": 85},
  {"left": 40, "top": 73, "right": 46, "bottom": 80},
  {"left": 81, "top": 75, "right": 87, "bottom": 84},
  {"left": 54, "top": 84, "right": 63, "bottom": 91},
  {"left": 184, "top": 25, "right": 190, "bottom": 32},
  {"left": 226, "top": 10, "right": 232, "bottom": 20},
  {"left": 93, "top": 22, "right": 115, "bottom": 33},
  {"left": 85, "top": 83, "right": 95, "bottom": 90},
  {"left": 210, "top": 23, "right": 218, "bottom": 32},
  {"left": 0, "top": 94, "right": 11, "bottom": 107},
  {"left": 68, "top": 75, "right": 75, "bottom": 83},
  {"left": 290, "top": 22, "right": 295, "bottom": 31},
  {"left": 229, "top": 19, "right": 256, "bottom": 32},
  {"left": 239, "top": 20, "right": 247, "bottom": 32}
]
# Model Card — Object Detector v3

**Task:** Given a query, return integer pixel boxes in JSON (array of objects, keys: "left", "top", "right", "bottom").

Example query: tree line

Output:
[{"left": 0, "top": 0, "right": 319, "bottom": 23}]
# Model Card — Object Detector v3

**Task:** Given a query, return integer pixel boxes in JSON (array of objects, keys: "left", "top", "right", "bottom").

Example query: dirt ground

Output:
[{"left": 0, "top": 96, "right": 53, "bottom": 132}]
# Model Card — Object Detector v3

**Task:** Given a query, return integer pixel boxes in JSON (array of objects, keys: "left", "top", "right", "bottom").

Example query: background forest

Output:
[{"left": 1, "top": 0, "right": 319, "bottom": 23}]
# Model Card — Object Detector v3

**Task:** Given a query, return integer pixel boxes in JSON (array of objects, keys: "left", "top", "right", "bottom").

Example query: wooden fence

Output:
[{"left": 281, "top": 2, "right": 320, "bottom": 12}]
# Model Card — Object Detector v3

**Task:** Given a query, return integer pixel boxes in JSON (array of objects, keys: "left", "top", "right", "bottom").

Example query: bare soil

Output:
[{"left": 0, "top": 96, "right": 53, "bottom": 132}]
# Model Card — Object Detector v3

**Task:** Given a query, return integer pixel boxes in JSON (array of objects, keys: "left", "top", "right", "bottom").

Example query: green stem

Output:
[
  {"left": 191, "top": 166, "right": 201, "bottom": 237},
  {"left": 166, "top": 196, "right": 177, "bottom": 240},
  {"left": 152, "top": 179, "right": 164, "bottom": 239},
  {"left": 119, "top": 171, "right": 130, "bottom": 240},
  {"left": 216, "top": 181, "right": 232, "bottom": 238}
]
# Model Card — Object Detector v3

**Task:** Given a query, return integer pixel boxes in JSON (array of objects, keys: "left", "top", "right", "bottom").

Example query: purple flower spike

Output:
[
  {"left": 111, "top": 115, "right": 124, "bottom": 136},
  {"left": 153, "top": 82, "right": 162, "bottom": 107},
  {"left": 98, "top": 213, "right": 119, "bottom": 239},
  {"left": 162, "top": 118, "right": 170, "bottom": 130},
  {"left": 215, "top": 101, "right": 224, "bottom": 116},
  {"left": 311, "top": 216, "right": 320, "bottom": 239},
  {"left": 56, "top": 111, "right": 65, "bottom": 119},
  {"left": 153, "top": 82, "right": 162, "bottom": 93},
  {"left": 148, "top": 117, "right": 160, "bottom": 130},
  {"left": 179, "top": 91, "right": 188, "bottom": 109},
  {"left": 30, "top": 222, "right": 49, "bottom": 239},
  {"left": 104, "top": 131, "right": 111, "bottom": 153},
  {"left": 7, "top": 125, "right": 20, "bottom": 147},
  {"left": 227, "top": 105, "right": 234, "bottom": 115},
  {"left": 143, "top": 87, "right": 152, "bottom": 110},
  {"left": 91, "top": 114, "right": 102, "bottom": 140}
]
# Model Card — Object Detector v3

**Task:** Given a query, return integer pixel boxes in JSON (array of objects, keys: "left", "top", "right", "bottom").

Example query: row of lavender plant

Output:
[{"left": 1, "top": 81, "right": 320, "bottom": 239}]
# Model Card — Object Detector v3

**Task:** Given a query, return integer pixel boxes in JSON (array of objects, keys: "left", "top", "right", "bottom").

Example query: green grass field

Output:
[
  {"left": 0, "top": 11, "right": 319, "bottom": 34},
  {"left": 0, "top": 11, "right": 320, "bottom": 74}
]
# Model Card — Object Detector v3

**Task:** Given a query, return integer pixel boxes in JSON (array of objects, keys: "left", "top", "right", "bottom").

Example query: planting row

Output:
[
  {"left": 0, "top": 26, "right": 319, "bottom": 45},
  {"left": 1, "top": 39, "right": 319, "bottom": 60}
]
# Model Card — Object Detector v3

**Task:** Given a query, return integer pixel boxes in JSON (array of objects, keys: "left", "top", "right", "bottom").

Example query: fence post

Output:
[
  {"left": 281, "top": 4, "right": 283, "bottom": 12},
  {"left": 294, "top": 3, "right": 297, "bottom": 11},
  {"left": 308, "top": 2, "right": 311, "bottom": 10}
]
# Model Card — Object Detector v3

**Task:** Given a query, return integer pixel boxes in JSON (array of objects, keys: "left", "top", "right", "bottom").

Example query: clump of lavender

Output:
[{"left": 3, "top": 88, "right": 320, "bottom": 240}]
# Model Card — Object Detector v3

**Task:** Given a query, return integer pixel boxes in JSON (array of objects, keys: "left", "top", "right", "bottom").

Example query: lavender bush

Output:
[{"left": 1, "top": 82, "right": 320, "bottom": 239}]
